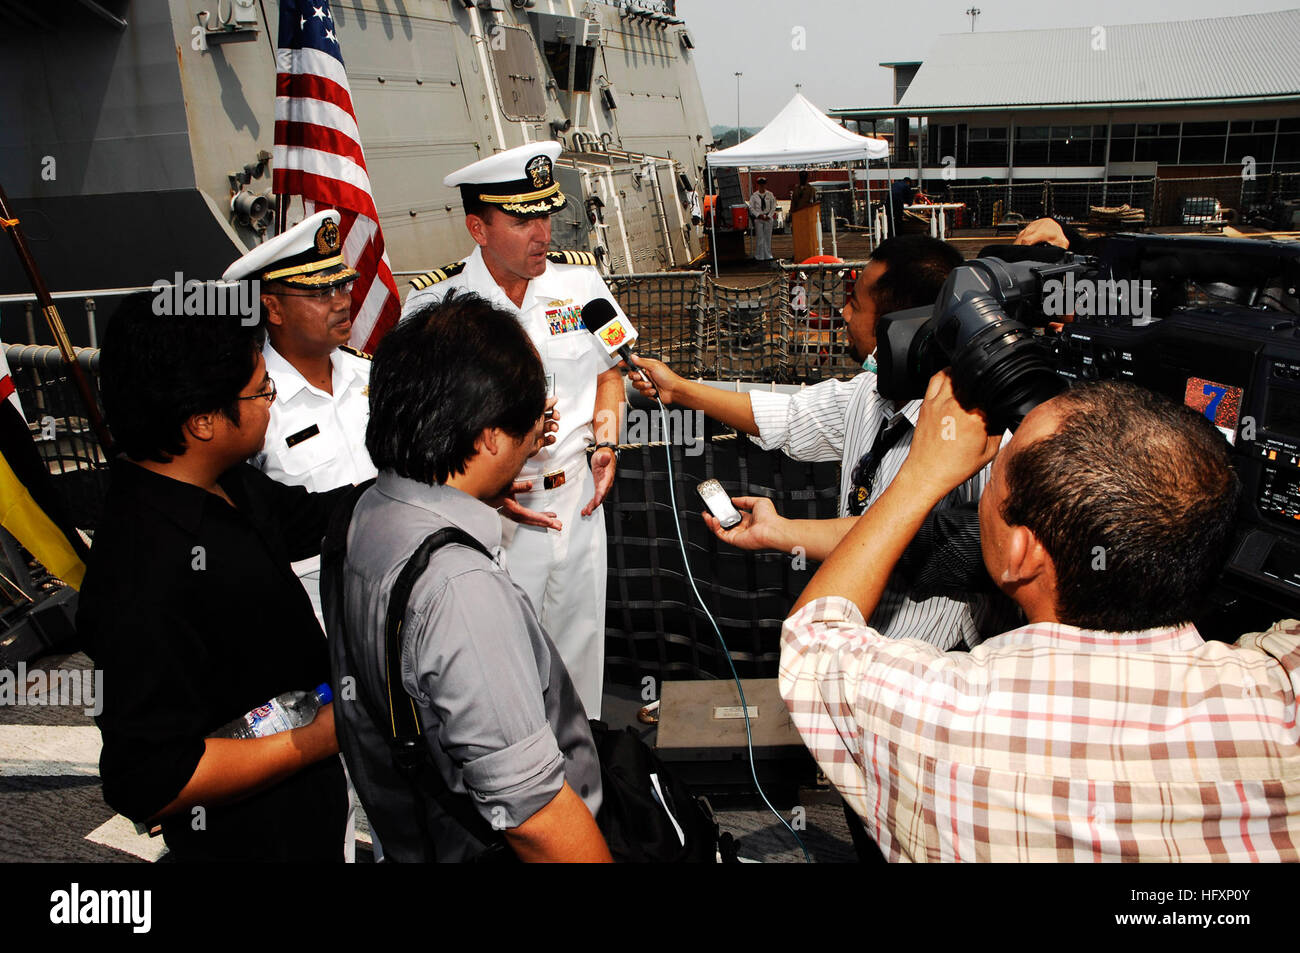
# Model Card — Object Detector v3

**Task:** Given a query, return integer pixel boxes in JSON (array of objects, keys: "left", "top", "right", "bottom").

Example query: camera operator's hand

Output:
[
  {"left": 901, "top": 370, "right": 1003, "bottom": 500},
  {"left": 1015, "top": 218, "right": 1069, "bottom": 249},
  {"left": 703, "top": 496, "right": 789, "bottom": 551}
]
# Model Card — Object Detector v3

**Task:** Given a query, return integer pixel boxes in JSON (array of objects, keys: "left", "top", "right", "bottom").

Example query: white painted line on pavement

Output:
[{"left": 0, "top": 725, "right": 101, "bottom": 776}]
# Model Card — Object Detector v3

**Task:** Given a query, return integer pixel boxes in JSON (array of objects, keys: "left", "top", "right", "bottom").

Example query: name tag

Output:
[{"left": 285, "top": 424, "right": 320, "bottom": 448}]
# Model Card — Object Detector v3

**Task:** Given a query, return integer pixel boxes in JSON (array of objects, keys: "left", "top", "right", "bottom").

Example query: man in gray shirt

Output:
[{"left": 326, "top": 290, "right": 609, "bottom": 862}]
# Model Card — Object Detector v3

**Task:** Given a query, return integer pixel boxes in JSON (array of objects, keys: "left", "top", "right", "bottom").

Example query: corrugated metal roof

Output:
[{"left": 892, "top": 10, "right": 1300, "bottom": 109}]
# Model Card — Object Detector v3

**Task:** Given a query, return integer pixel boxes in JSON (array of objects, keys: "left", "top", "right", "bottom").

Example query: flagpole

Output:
[{"left": 0, "top": 184, "right": 113, "bottom": 454}]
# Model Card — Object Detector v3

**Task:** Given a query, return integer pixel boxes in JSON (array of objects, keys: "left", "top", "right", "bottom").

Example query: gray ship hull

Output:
[{"left": 0, "top": 0, "right": 713, "bottom": 301}]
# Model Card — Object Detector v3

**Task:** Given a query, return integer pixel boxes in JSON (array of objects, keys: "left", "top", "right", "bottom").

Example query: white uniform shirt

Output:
[
  {"left": 254, "top": 340, "right": 377, "bottom": 492},
  {"left": 748, "top": 371, "right": 994, "bottom": 650},
  {"left": 748, "top": 189, "right": 775, "bottom": 220},
  {"left": 252, "top": 340, "right": 378, "bottom": 582},
  {"left": 402, "top": 246, "right": 620, "bottom": 480}
]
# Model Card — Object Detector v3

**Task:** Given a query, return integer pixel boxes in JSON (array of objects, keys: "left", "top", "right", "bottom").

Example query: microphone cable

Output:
[{"left": 647, "top": 389, "right": 811, "bottom": 863}]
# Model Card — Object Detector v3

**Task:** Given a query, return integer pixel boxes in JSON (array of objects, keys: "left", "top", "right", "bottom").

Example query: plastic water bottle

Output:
[{"left": 211, "top": 683, "right": 333, "bottom": 739}]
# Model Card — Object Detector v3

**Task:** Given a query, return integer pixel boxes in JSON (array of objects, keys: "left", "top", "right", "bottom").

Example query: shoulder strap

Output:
[
  {"left": 382, "top": 526, "right": 507, "bottom": 853},
  {"left": 321, "top": 487, "right": 509, "bottom": 857},
  {"left": 338, "top": 344, "right": 372, "bottom": 360},
  {"left": 383, "top": 527, "right": 492, "bottom": 755},
  {"left": 545, "top": 249, "right": 598, "bottom": 267},
  {"left": 409, "top": 260, "right": 467, "bottom": 291}
]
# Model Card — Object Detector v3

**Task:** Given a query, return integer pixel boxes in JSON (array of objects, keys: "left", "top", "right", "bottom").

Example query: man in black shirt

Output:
[{"left": 77, "top": 291, "right": 348, "bottom": 861}]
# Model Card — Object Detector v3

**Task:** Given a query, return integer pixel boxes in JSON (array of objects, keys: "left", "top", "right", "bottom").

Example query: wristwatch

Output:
[{"left": 592, "top": 441, "right": 620, "bottom": 462}]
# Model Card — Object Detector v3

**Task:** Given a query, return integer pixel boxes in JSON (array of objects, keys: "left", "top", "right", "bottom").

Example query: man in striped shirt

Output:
[
  {"left": 783, "top": 373, "right": 1300, "bottom": 861},
  {"left": 631, "top": 236, "right": 1003, "bottom": 649}
]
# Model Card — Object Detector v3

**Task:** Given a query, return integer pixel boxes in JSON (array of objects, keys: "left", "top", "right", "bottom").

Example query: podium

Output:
[{"left": 791, "top": 203, "right": 822, "bottom": 263}]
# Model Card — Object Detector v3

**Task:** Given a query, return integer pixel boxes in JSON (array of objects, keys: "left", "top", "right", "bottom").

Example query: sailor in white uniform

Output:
[
  {"left": 224, "top": 210, "right": 379, "bottom": 625},
  {"left": 402, "top": 142, "right": 625, "bottom": 719},
  {"left": 749, "top": 176, "right": 776, "bottom": 262},
  {"left": 224, "top": 209, "right": 379, "bottom": 864}
]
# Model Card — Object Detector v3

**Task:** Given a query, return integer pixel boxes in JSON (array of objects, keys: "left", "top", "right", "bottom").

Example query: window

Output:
[
  {"left": 1130, "top": 123, "right": 1179, "bottom": 163},
  {"left": 1277, "top": 118, "right": 1300, "bottom": 163},
  {"left": 1049, "top": 124, "right": 1096, "bottom": 165},
  {"left": 927, "top": 124, "right": 964, "bottom": 165},
  {"left": 968, "top": 127, "right": 1008, "bottom": 166},
  {"left": 1180, "top": 120, "right": 1228, "bottom": 164},
  {"left": 1014, "top": 125, "right": 1049, "bottom": 165}
]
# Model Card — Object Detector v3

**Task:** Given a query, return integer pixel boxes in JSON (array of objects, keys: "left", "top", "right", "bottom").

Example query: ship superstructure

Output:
[{"left": 0, "top": 0, "right": 713, "bottom": 299}]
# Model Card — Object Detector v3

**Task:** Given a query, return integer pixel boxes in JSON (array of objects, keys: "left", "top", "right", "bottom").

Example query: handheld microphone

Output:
[
  {"left": 580, "top": 298, "right": 657, "bottom": 398},
  {"left": 579, "top": 298, "right": 638, "bottom": 364}
]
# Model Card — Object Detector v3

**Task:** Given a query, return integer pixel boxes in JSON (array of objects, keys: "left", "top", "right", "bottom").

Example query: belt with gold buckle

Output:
[{"left": 542, "top": 468, "right": 567, "bottom": 490}]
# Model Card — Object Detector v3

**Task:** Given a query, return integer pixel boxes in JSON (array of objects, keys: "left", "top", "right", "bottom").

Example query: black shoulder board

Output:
[
  {"left": 339, "top": 344, "right": 372, "bottom": 360},
  {"left": 408, "top": 261, "right": 467, "bottom": 291},
  {"left": 546, "top": 250, "right": 598, "bottom": 267}
]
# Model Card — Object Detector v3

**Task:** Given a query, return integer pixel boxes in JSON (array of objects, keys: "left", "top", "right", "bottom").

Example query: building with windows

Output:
[{"left": 831, "top": 10, "right": 1300, "bottom": 226}]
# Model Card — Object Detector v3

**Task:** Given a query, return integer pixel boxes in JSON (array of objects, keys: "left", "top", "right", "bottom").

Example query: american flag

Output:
[{"left": 273, "top": 0, "right": 400, "bottom": 352}]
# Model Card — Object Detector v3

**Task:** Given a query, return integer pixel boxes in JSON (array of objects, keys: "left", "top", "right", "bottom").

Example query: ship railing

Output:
[
  {"left": 0, "top": 285, "right": 160, "bottom": 350},
  {"left": 2, "top": 344, "right": 108, "bottom": 534}
]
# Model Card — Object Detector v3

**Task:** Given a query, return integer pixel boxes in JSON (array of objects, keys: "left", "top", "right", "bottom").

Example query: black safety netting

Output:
[{"left": 602, "top": 415, "right": 839, "bottom": 685}]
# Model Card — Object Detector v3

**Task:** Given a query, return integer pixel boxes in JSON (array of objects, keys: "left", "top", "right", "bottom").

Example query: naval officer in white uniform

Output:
[
  {"left": 224, "top": 209, "right": 378, "bottom": 621},
  {"left": 748, "top": 176, "right": 776, "bottom": 263},
  {"left": 402, "top": 142, "right": 625, "bottom": 718},
  {"left": 224, "top": 209, "right": 379, "bottom": 864}
]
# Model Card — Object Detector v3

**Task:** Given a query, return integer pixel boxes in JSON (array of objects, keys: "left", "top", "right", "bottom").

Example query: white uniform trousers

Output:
[
  {"left": 500, "top": 461, "right": 608, "bottom": 719},
  {"left": 754, "top": 218, "right": 774, "bottom": 261}
]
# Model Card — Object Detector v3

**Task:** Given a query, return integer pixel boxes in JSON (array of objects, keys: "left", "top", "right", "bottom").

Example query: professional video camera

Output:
[{"left": 876, "top": 232, "right": 1300, "bottom": 620}]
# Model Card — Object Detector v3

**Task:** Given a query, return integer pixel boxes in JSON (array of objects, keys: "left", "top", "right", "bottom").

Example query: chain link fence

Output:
[{"left": 933, "top": 172, "right": 1300, "bottom": 229}]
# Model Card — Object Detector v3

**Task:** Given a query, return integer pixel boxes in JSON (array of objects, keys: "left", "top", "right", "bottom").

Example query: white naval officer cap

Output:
[
  {"left": 444, "top": 141, "right": 568, "bottom": 218},
  {"left": 222, "top": 210, "right": 359, "bottom": 289}
]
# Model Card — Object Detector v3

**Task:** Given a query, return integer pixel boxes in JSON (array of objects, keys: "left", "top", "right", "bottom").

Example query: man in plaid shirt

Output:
[{"left": 782, "top": 372, "right": 1300, "bottom": 861}]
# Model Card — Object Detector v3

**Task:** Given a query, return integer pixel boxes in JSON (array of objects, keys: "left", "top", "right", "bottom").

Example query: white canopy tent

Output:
[
  {"left": 704, "top": 94, "right": 893, "bottom": 271},
  {"left": 706, "top": 93, "right": 890, "bottom": 168}
]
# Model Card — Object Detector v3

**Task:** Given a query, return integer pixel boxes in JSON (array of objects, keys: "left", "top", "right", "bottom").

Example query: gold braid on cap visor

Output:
[
  {"left": 262, "top": 255, "right": 359, "bottom": 285},
  {"left": 497, "top": 195, "right": 567, "bottom": 216},
  {"left": 478, "top": 183, "right": 560, "bottom": 204}
]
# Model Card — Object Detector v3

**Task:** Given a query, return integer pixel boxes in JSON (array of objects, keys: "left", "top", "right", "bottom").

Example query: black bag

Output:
[
  {"left": 324, "top": 481, "right": 719, "bottom": 863},
  {"left": 588, "top": 719, "right": 719, "bottom": 863}
]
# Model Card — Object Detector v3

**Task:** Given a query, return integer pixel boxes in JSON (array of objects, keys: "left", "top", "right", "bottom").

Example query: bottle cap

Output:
[{"left": 315, "top": 682, "right": 333, "bottom": 705}]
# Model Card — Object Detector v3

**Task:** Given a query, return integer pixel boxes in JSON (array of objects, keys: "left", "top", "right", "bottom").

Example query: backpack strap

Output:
[{"left": 322, "top": 490, "right": 509, "bottom": 858}]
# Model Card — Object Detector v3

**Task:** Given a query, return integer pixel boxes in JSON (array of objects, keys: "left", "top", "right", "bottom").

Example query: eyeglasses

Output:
[
  {"left": 273, "top": 281, "right": 355, "bottom": 301},
  {"left": 238, "top": 376, "right": 277, "bottom": 404}
]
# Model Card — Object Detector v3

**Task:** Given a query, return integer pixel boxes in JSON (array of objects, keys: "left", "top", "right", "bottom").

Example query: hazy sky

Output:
[{"left": 677, "top": 0, "right": 1300, "bottom": 128}]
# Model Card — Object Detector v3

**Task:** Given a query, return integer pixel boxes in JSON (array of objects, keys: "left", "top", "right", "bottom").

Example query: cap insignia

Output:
[
  {"left": 315, "top": 219, "right": 341, "bottom": 255},
  {"left": 526, "top": 155, "right": 553, "bottom": 190}
]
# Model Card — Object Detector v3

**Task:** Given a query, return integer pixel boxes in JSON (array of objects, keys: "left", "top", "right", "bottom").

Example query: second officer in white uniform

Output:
[
  {"left": 402, "top": 142, "right": 625, "bottom": 718},
  {"left": 224, "top": 209, "right": 380, "bottom": 864},
  {"left": 224, "top": 210, "right": 379, "bottom": 623}
]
